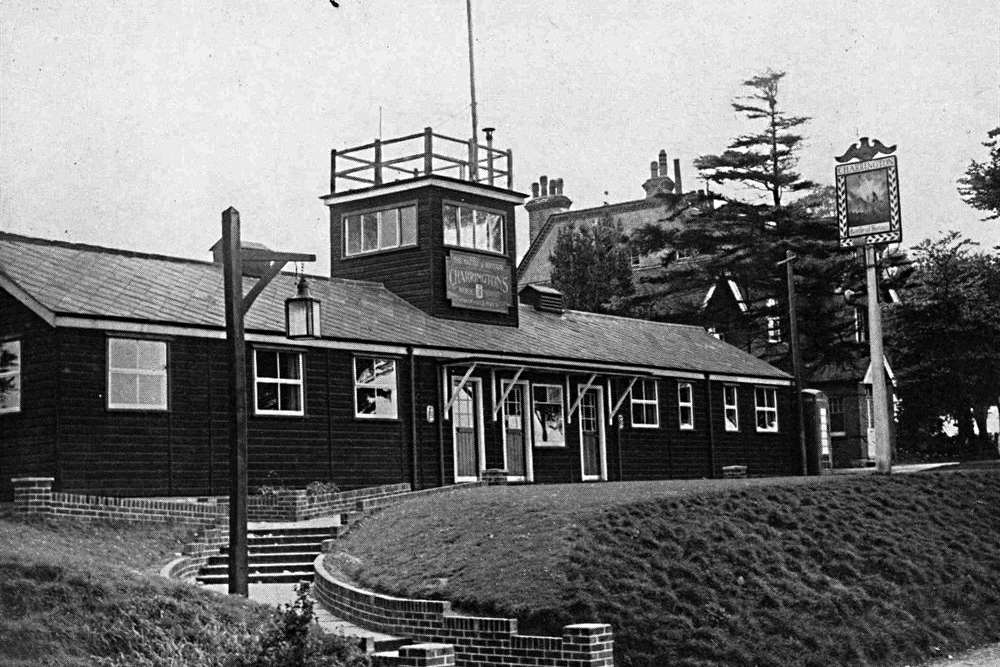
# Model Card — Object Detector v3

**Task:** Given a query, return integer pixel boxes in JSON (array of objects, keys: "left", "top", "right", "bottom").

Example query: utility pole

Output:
[
  {"left": 865, "top": 245, "right": 892, "bottom": 473},
  {"left": 465, "top": 0, "right": 479, "bottom": 180},
  {"left": 778, "top": 250, "right": 808, "bottom": 475}
]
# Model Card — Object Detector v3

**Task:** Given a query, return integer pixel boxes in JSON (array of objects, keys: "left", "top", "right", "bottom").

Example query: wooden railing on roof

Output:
[{"left": 329, "top": 127, "right": 513, "bottom": 194}]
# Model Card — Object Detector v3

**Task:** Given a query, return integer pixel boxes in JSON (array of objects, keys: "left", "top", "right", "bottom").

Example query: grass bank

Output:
[
  {"left": 327, "top": 471, "right": 1000, "bottom": 667},
  {"left": 0, "top": 510, "right": 366, "bottom": 666}
]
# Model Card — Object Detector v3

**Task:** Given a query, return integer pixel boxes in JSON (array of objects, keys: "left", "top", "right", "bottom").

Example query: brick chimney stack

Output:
[
  {"left": 525, "top": 175, "right": 572, "bottom": 244},
  {"left": 642, "top": 149, "right": 676, "bottom": 199}
]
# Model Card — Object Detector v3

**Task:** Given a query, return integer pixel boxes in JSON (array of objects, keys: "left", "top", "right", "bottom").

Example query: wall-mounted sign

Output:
[
  {"left": 835, "top": 138, "right": 902, "bottom": 247},
  {"left": 445, "top": 250, "right": 512, "bottom": 313}
]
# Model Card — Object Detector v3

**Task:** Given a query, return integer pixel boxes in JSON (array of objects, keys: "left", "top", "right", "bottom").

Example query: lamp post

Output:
[{"left": 221, "top": 207, "right": 317, "bottom": 596}]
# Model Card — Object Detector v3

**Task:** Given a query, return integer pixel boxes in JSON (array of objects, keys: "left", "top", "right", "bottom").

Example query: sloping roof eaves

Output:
[{"left": 0, "top": 232, "right": 789, "bottom": 379}]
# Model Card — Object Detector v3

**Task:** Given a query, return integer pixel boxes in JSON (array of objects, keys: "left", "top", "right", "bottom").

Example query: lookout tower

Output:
[{"left": 321, "top": 127, "right": 526, "bottom": 327}]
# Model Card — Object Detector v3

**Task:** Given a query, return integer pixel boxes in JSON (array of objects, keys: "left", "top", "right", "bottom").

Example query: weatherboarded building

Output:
[{"left": 0, "top": 129, "right": 798, "bottom": 500}]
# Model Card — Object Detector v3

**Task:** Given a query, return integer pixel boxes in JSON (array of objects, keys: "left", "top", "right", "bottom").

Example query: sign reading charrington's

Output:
[{"left": 445, "top": 250, "right": 512, "bottom": 313}]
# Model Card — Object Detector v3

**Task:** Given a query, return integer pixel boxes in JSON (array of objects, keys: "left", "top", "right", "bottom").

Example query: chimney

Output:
[
  {"left": 525, "top": 175, "right": 572, "bottom": 245},
  {"left": 673, "top": 158, "right": 683, "bottom": 195},
  {"left": 642, "top": 148, "right": 675, "bottom": 199}
]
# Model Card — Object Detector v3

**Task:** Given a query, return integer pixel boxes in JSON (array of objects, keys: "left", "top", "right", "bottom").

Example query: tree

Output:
[
  {"left": 958, "top": 127, "right": 1000, "bottom": 221},
  {"left": 694, "top": 70, "right": 815, "bottom": 209},
  {"left": 549, "top": 214, "right": 633, "bottom": 313},
  {"left": 887, "top": 233, "right": 1000, "bottom": 452}
]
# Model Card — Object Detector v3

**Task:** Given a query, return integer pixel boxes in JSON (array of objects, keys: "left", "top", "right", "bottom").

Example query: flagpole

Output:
[{"left": 465, "top": 0, "right": 479, "bottom": 153}]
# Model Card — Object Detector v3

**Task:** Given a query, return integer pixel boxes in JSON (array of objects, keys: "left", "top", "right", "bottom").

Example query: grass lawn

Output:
[
  {"left": 327, "top": 471, "right": 1000, "bottom": 667},
  {"left": 0, "top": 509, "right": 367, "bottom": 666}
]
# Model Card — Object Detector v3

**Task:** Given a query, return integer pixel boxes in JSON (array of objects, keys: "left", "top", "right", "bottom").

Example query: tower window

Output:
[
  {"left": 344, "top": 204, "right": 417, "bottom": 257},
  {"left": 443, "top": 203, "right": 504, "bottom": 254}
]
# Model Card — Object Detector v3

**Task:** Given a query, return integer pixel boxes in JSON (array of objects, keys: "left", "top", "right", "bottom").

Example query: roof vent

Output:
[{"left": 519, "top": 284, "right": 565, "bottom": 314}]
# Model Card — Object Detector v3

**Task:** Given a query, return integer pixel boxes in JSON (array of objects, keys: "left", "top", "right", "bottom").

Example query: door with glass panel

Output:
[
  {"left": 579, "top": 387, "right": 607, "bottom": 481},
  {"left": 502, "top": 381, "right": 530, "bottom": 482},
  {"left": 452, "top": 378, "right": 482, "bottom": 482}
]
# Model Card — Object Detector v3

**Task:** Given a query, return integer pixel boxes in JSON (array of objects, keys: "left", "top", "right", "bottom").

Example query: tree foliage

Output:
[
  {"left": 887, "top": 233, "right": 1000, "bottom": 447},
  {"left": 694, "top": 70, "right": 816, "bottom": 209},
  {"left": 958, "top": 126, "right": 1000, "bottom": 221},
  {"left": 549, "top": 214, "right": 633, "bottom": 313}
]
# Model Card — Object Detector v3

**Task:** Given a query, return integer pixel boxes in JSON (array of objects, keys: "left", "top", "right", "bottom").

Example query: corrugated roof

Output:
[{"left": 0, "top": 232, "right": 789, "bottom": 379}]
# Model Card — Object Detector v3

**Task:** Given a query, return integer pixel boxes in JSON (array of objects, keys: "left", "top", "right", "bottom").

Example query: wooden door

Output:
[
  {"left": 579, "top": 387, "right": 605, "bottom": 480},
  {"left": 453, "top": 381, "right": 480, "bottom": 481},
  {"left": 503, "top": 383, "right": 527, "bottom": 480}
]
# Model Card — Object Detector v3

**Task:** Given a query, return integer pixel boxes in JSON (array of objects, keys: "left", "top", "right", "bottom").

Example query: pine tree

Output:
[
  {"left": 958, "top": 127, "right": 1000, "bottom": 222},
  {"left": 549, "top": 214, "right": 633, "bottom": 313},
  {"left": 694, "top": 70, "right": 816, "bottom": 209}
]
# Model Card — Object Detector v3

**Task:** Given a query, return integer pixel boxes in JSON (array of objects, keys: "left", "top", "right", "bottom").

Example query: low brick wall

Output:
[
  {"left": 247, "top": 483, "right": 412, "bottom": 522},
  {"left": 159, "top": 525, "right": 229, "bottom": 583},
  {"left": 12, "top": 477, "right": 225, "bottom": 525},
  {"left": 313, "top": 556, "right": 614, "bottom": 667}
]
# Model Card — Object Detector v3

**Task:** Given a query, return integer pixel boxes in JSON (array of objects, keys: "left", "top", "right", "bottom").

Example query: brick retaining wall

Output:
[{"left": 313, "top": 556, "right": 614, "bottom": 666}]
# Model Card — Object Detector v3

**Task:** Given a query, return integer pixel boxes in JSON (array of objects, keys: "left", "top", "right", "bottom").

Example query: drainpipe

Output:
[
  {"left": 705, "top": 373, "right": 717, "bottom": 477},
  {"left": 437, "top": 364, "right": 446, "bottom": 486},
  {"left": 408, "top": 347, "right": 419, "bottom": 490}
]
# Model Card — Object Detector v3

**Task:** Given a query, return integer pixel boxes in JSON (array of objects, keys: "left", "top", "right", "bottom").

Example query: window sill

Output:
[
  {"left": 632, "top": 423, "right": 660, "bottom": 429},
  {"left": 756, "top": 428, "right": 780, "bottom": 434},
  {"left": 355, "top": 415, "right": 401, "bottom": 422},
  {"left": 107, "top": 406, "right": 169, "bottom": 412},
  {"left": 678, "top": 425, "right": 695, "bottom": 431},
  {"left": 343, "top": 243, "right": 418, "bottom": 260},
  {"left": 532, "top": 443, "right": 567, "bottom": 449},
  {"left": 253, "top": 411, "right": 306, "bottom": 418},
  {"left": 444, "top": 244, "right": 507, "bottom": 258}
]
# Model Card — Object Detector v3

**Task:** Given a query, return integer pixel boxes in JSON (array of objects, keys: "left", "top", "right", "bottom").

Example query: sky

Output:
[{"left": 2, "top": 1, "right": 998, "bottom": 276}]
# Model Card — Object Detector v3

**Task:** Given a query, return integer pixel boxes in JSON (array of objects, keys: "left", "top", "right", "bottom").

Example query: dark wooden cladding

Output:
[
  {"left": 328, "top": 182, "right": 520, "bottom": 327},
  {"left": 0, "top": 291, "right": 58, "bottom": 500}
]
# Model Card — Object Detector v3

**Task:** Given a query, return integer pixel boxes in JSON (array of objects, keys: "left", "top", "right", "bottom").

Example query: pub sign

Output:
[
  {"left": 835, "top": 138, "right": 902, "bottom": 247},
  {"left": 445, "top": 250, "right": 512, "bottom": 312}
]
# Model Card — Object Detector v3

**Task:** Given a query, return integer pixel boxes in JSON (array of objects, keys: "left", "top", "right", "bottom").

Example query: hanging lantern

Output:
[{"left": 285, "top": 276, "right": 322, "bottom": 339}]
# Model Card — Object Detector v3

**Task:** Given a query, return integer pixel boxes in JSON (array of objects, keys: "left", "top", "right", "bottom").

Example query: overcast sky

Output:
[{"left": 2, "top": 1, "right": 998, "bottom": 275}]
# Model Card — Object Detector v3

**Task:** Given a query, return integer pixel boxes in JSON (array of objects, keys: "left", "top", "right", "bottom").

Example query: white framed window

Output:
[
  {"left": 531, "top": 384, "right": 565, "bottom": 447},
  {"left": 755, "top": 386, "right": 779, "bottom": 432},
  {"left": 354, "top": 356, "right": 398, "bottom": 419},
  {"left": 677, "top": 381, "right": 694, "bottom": 430},
  {"left": 829, "top": 396, "right": 846, "bottom": 435},
  {"left": 630, "top": 379, "right": 659, "bottom": 428},
  {"left": 766, "top": 298, "right": 782, "bottom": 343},
  {"left": 107, "top": 338, "right": 168, "bottom": 410},
  {"left": 443, "top": 203, "right": 504, "bottom": 254},
  {"left": 0, "top": 339, "right": 21, "bottom": 414},
  {"left": 723, "top": 384, "right": 739, "bottom": 432},
  {"left": 253, "top": 349, "right": 303, "bottom": 416},
  {"left": 344, "top": 204, "right": 417, "bottom": 256}
]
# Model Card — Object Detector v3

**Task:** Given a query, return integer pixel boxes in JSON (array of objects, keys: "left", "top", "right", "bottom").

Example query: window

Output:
[
  {"left": 828, "top": 396, "right": 846, "bottom": 435},
  {"left": 354, "top": 357, "right": 398, "bottom": 419},
  {"left": 707, "top": 327, "right": 724, "bottom": 341},
  {"left": 344, "top": 204, "right": 417, "bottom": 256},
  {"left": 630, "top": 379, "right": 659, "bottom": 428},
  {"left": 253, "top": 349, "right": 303, "bottom": 415},
  {"left": 108, "top": 338, "right": 167, "bottom": 410},
  {"left": 531, "top": 384, "right": 565, "bottom": 446},
  {"left": 0, "top": 340, "right": 21, "bottom": 414},
  {"left": 677, "top": 382, "right": 694, "bottom": 430},
  {"left": 723, "top": 384, "right": 739, "bottom": 432},
  {"left": 443, "top": 203, "right": 504, "bottom": 254},
  {"left": 766, "top": 298, "right": 782, "bottom": 343},
  {"left": 755, "top": 386, "right": 779, "bottom": 432}
]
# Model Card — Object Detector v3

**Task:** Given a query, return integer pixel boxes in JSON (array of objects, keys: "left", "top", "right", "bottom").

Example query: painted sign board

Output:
[
  {"left": 445, "top": 250, "right": 512, "bottom": 312},
  {"left": 836, "top": 154, "right": 902, "bottom": 247}
]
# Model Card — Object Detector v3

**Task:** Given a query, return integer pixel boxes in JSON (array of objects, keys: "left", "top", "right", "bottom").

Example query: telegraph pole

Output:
[
  {"left": 778, "top": 250, "right": 808, "bottom": 475},
  {"left": 865, "top": 245, "right": 892, "bottom": 473}
]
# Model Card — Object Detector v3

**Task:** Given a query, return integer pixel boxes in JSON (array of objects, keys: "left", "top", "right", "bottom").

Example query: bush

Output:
[{"left": 306, "top": 481, "right": 340, "bottom": 496}]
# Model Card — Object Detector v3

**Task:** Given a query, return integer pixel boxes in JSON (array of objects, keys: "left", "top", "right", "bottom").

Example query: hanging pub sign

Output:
[
  {"left": 835, "top": 137, "right": 902, "bottom": 247},
  {"left": 445, "top": 250, "right": 512, "bottom": 313}
]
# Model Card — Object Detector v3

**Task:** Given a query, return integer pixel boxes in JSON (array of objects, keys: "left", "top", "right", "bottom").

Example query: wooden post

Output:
[
  {"left": 329, "top": 149, "right": 337, "bottom": 194},
  {"left": 423, "top": 127, "right": 433, "bottom": 176},
  {"left": 221, "top": 207, "right": 249, "bottom": 596},
  {"left": 373, "top": 139, "right": 383, "bottom": 186},
  {"left": 506, "top": 149, "right": 513, "bottom": 189},
  {"left": 785, "top": 250, "right": 808, "bottom": 475},
  {"left": 865, "top": 245, "right": 892, "bottom": 474}
]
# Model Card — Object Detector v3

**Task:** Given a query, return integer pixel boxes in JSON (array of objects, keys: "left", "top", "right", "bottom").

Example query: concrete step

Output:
[
  {"left": 206, "top": 551, "right": 319, "bottom": 566},
  {"left": 221, "top": 541, "right": 327, "bottom": 555},
  {"left": 200, "top": 560, "right": 316, "bottom": 575},
  {"left": 196, "top": 570, "right": 313, "bottom": 585},
  {"left": 247, "top": 531, "right": 334, "bottom": 544}
]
